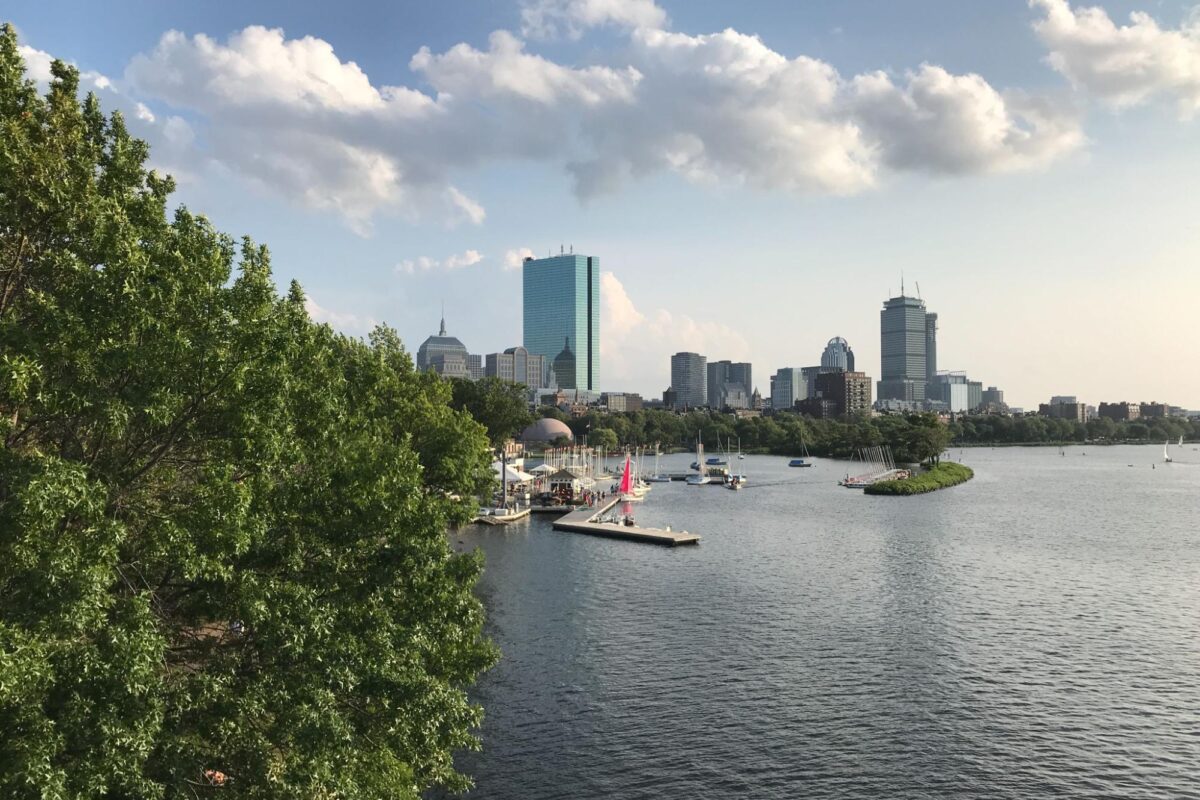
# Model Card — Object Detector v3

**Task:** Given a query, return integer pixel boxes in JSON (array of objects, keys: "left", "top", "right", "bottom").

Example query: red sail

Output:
[{"left": 619, "top": 454, "right": 632, "bottom": 495}]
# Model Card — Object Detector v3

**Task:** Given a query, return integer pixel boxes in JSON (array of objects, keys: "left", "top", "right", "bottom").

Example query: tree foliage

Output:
[
  {"left": 448, "top": 376, "right": 532, "bottom": 448},
  {"left": 0, "top": 29, "right": 496, "bottom": 798}
]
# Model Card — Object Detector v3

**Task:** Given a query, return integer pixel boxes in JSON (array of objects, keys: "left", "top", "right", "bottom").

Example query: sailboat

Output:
[
  {"left": 1164, "top": 440, "right": 1172, "bottom": 463},
  {"left": 737, "top": 436, "right": 746, "bottom": 460},
  {"left": 645, "top": 445, "right": 671, "bottom": 482},
  {"left": 618, "top": 453, "right": 643, "bottom": 501},
  {"left": 789, "top": 432, "right": 814, "bottom": 467},
  {"left": 686, "top": 437, "right": 711, "bottom": 485},
  {"left": 1179, "top": 435, "right": 1185, "bottom": 447}
]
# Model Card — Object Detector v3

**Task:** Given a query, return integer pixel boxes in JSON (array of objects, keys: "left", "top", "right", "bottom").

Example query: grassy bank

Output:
[{"left": 865, "top": 462, "right": 974, "bottom": 495}]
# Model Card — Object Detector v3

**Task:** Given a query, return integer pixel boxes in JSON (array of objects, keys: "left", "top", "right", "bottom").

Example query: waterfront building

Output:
[
  {"left": 813, "top": 370, "right": 873, "bottom": 417},
  {"left": 522, "top": 254, "right": 599, "bottom": 391},
  {"left": 1039, "top": 401, "right": 1086, "bottom": 423},
  {"left": 417, "top": 315, "right": 479, "bottom": 380},
  {"left": 771, "top": 368, "right": 805, "bottom": 410},
  {"left": 485, "top": 346, "right": 546, "bottom": 388},
  {"left": 1098, "top": 402, "right": 1141, "bottom": 421},
  {"left": 519, "top": 417, "right": 574, "bottom": 445},
  {"left": 820, "top": 337, "right": 856, "bottom": 372},
  {"left": 670, "top": 352, "right": 708, "bottom": 408},
  {"left": 1140, "top": 401, "right": 1168, "bottom": 418},
  {"left": 878, "top": 292, "right": 933, "bottom": 403},
  {"left": 707, "top": 360, "right": 753, "bottom": 410}
]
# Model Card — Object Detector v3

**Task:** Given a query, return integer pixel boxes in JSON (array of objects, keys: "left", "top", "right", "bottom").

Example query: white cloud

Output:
[
  {"left": 110, "top": 17, "right": 1080, "bottom": 233},
  {"left": 1031, "top": 0, "right": 1200, "bottom": 114},
  {"left": 395, "top": 249, "right": 484, "bottom": 275},
  {"left": 521, "top": 0, "right": 668, "bottom": 40},
  {"left": 600, "top": 271, "right": 750, "bottom": 391},
  {"left": 304, "top": 295, "right": 377, "bottom": 333},
  {"left": 504, "top": 247, "right": 535, "bottom": 271}
]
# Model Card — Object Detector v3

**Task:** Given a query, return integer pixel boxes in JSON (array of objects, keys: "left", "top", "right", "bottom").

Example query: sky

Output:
[{"left": 7, "top": 0, "right": 1200, "bottom": 409}]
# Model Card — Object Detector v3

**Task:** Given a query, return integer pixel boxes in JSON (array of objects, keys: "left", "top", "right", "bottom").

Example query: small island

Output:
[{"left": 865, "top": 462, "right": 974, "bottom": 495}]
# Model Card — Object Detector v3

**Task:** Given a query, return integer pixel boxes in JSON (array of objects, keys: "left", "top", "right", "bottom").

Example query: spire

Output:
[
  {"left": 439, "top": 302, "right": 446, "bottom": 337},
  {"left": 900, "top": 271, "right": 905, "bottom": 298}
]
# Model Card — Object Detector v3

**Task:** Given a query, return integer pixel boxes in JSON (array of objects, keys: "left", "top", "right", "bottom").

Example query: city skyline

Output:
[{"left": 8, "top": 0, "right": 1200, "bottom": 408}]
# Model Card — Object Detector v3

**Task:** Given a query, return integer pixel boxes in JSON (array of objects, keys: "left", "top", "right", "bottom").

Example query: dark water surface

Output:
[{"left": 448, "top": 446, "right": 1200, "bottom": 798}]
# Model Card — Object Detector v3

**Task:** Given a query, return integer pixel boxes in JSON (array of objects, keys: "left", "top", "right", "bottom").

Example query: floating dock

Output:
[{"left": 551, "top": 496, "right": 700, "bottom": 547}]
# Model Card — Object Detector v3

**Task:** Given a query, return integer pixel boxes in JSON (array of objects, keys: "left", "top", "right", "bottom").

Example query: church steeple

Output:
[{"left": 439, "top": 302, "right": 446, "bottom": 337}]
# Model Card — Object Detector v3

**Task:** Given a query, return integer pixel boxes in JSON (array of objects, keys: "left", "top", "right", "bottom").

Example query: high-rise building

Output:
[
  {"left": 522, "top": 254, "right": 599, "bottom": 391},
  {"left": 707, "top": 360, "right": 753, "bottom": 410},
  {"left": 417, "top": 314, "right": 478, "bottom": 380},
  {"left": 878, "top": 293, "right": 933, "bottom": 403},
  {"left": 771, "top": 368, "right": 805, "bottom": 410},
  {"left": 968, "top": 381, "right": 983, "bottom": 413},
  {"left": 670, "top": 352, "right": 707, "bottom": 409},
  {"left": 485, "top": 346, "right": 546, "bottom": 388},
  {"left": 932, "top": 372, "right": 969, "bottom": 413},
  {"left": 820, "top": 337, "right": 855, "bottom": 372},
  {"left": 925, "top": 313, "right": 938, "bottom": 400},
  {"left": 814, "top": 370, "right": 873, "bottom": 417}
]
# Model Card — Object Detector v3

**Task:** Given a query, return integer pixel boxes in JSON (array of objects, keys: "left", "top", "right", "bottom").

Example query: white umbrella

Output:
[{"left": 529, "top": 463, "right": 557, "bottom": 474}]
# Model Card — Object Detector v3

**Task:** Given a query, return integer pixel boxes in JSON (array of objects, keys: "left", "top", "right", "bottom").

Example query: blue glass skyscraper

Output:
[{"left": 522, "top": 254, "right": 599, "bottom": 391}]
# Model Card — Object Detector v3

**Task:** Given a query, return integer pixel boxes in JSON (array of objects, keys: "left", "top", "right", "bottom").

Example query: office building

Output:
[
  {"left": 1098, "top": 402, "right": 1140, "bottom": 421},
  {"left": 771, "top": 368, "right": 805, "bottom": 410},
  {"left": 820, "top": 337, "right": 856, "bottom": 372},
  {"left": 417, "top": 315, "right": 478, "bottom": 380},
  {"left": 932, "top": 372, "right": 969, "bottom": 413},
  {"left": 522, "top": 253, "right": 599, "bottom": 391},
  {"left": 1049, "top": 395, "right": 1078, "bottom": 406},
  {"left": 1140, "top": 402, "right": 1168, "bottom": 418},
  {"left": 485, "top": 346, "right": 546, "bottom": 388},
  {"left": 878, "top": 292, "right": 933, "bottom": 403},
  {"left": 662, "top": 387, "right": 679, "bottom": 410},
  {"left": 968, "top": 381, "right": 983, "bottom": 413},
  {"left": 670, "top": 352, "right": 707, "bottom": 409},
  {"left": 707, "top": 360, "right": 753, "bottom": 410},
  {"left": 982, "top": 386, "right": 1005, "bottom": 407}
]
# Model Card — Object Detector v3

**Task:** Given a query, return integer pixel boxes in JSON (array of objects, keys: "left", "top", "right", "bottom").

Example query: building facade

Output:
[
  {"left": 707, "top": 360, "right": 753, "bottom": 410},
  {"left": 1039, "top": 402, "right": 1087, "bottom": 422},
  {"left": 814, "top": 370, "right": 873, "bottom": 417},
  {"left": 417, "top": 315, "right": 478, "bottom": 380},
  {"left": 670, "top": 352, "right": 708, "bottom": 409},
  {"left": 602, "top": 392, "right": 644, "bottom": 413},
  {"left": 933, "top": 372, "right": 970, "bottom": 413},
  {"left": 485, "top": 346, "right": 546, "bottom": 388},
  {"left": 522, "top": 254, "right": 599, "bottom": 391},
  {"left": 1098, "top": 402, "right": 1141, "bottom": 421},
  {"left": 968, "top": 380, "right": 983, "bottom": 413},
  {"left": 878, "top": 294, "right": 932, "bottom": 403},
  {"left": 771, "top": 368, "right": 805, "bottom": 410},
  {"left": 820, "top": 337, "right": 856, "bottom": 372}
]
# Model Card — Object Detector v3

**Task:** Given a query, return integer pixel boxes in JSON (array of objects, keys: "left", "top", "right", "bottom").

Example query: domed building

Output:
[
  {"left": 820, "top": 336, "right": 855, "bottom": 372},
  {"left": 520, "top": 417, "right": 574, "bottom": 445},
  {"left": 417, "top": 314, "right": 481, "bottom": 380}
]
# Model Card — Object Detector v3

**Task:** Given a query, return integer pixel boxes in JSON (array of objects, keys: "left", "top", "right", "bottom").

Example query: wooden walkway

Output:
[{"left": 551, "top": 496, "right": 700, "bottom": 547}]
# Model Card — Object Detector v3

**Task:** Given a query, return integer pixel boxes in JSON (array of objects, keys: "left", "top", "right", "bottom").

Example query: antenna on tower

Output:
[
  {"left": 915, "top": 281, "right": 922, "bottom": 300},
  {"left": 560, "top": 243, "right": 564, "bottom": 255},
  {"left": 901, "top": 271, "right": 905, "bottom": 298},
  {"left": 570, "top": 244, "right": 573, "bottom": 254}
]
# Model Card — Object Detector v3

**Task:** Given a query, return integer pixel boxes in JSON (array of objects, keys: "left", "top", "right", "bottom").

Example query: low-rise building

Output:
[
  {"left": 602, "top": 392, "right": 643, "bottom": 413},
  {"left": 485, "top": 346, "right": 546, "bottom": 388},
  {"left": 1139, "top": 401, "right": 1168, "bottom": 418},
  {"left": 1039, "top": 402, "right": 1086, "bottom": 423}
]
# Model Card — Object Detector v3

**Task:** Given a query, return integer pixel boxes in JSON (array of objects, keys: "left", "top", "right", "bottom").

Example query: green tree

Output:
[
  {"left": 449, "top": 376, "right": 532, "bottom": 447},
  {"left": 590, "top": 427, "right": 619, "bottom": 449},
  {"left": 0, "top": 32, "right": 495, "bottom": 798}
]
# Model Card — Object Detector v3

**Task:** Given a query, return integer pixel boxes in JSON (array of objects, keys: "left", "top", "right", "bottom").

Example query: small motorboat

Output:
[{"left": 789, "top": 458, "right": 813, "bottom": 468}]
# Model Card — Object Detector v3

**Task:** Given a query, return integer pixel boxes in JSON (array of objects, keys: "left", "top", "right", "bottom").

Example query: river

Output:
[{"left": 447, "top": 444, "right": 1200, "bottom": 798}]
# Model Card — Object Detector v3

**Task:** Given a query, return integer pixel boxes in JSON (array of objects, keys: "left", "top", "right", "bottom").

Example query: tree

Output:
[
  {"left": 590, "top": 428, "right": 619, "bottom": 449},
  {"left": 449, "top": 376, "right": 532, "bottom": 447},
  {"left": 0, "top": 33, "right": 495, "bottom": 798}
]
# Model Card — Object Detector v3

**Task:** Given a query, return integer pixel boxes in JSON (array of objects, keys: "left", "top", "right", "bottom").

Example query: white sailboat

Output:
[
  {"left": 1164, "top": 440, "right": 1172, "bottom": 463},
  {"left": 645, "top": 445, "right": 671, "bottom": 482},
  {"left": 686, "top": 437, "right": 711, "bottom": 485}
]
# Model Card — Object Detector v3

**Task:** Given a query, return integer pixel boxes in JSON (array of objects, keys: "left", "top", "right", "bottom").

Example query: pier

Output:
[{"left": 552, "top": 495, "right": 700, "bottom": 547}]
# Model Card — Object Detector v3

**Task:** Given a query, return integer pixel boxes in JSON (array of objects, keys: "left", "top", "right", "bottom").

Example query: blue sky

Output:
[{"left": 8, "top": 0, "right": 1200, "bottom": 408}]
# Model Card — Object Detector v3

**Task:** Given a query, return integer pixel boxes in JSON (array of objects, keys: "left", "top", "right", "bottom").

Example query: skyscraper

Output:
[
  {"left": 707, "top": 360, "right": 753, "bottom": 410},
  {"left": 820, "top": 337, "right": 855, "bottom": 372},
  {"left": 925, "top": 313, "right": 938, "bottom": 401},
  {"left": 878, "top": 293, "right": 932, "bottom": 403},
  {"left": 670, "top": 352, "right": 707, "bottom": 408},
  {"left": 522, "top": 254, "right": 599, "bottom": 391}
]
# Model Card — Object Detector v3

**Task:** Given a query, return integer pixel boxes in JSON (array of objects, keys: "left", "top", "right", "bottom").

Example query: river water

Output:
[{"left": 448, "top": 445, "right": 1200, "bottom": 798}]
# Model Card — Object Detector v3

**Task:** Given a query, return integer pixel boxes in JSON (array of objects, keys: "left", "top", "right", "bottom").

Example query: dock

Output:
[{"left": 551, "top": 496, "right": 700, "bottom": 547}]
